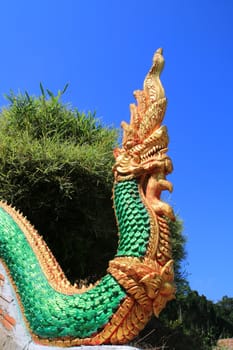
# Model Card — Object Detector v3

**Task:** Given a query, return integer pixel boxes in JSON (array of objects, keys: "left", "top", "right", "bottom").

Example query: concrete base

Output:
[
  {"left": 0, "top": 328, "right": 140, "bottom": 350},
  {"left": 0, "top": 329, "right": 140, "bottom": 350},
  {"left": 0, "top": 325, "right": 140, "bottom": 350}
]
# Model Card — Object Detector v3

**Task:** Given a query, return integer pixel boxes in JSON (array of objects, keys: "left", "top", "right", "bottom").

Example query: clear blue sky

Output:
[{"left": 0, "top": 1, "right": 232, "bottom": 302}]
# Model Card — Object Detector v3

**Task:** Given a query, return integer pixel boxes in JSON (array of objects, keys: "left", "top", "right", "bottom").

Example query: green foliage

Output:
[
  {"left": 156, "top": 291, "right": 233, "bottom": 349},
  {"left": 3, "top": 84, "right": 115, "bottom": 150},
  {"left": 168, "top": 218, "right": 189, "bottom": 296},
  {"left": 0, "top": 86, "right": 118, "bottom": 281},
  {"left": 215, "top": 296, "right": 233, "bottom": 327},
  {"left": 137, "top": 292, "right": 233, "bottom": 350}
]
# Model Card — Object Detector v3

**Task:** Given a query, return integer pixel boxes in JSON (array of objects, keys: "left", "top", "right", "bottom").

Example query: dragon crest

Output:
[{"left": 113, "top": 48, "right": 174, "bottom": 221}]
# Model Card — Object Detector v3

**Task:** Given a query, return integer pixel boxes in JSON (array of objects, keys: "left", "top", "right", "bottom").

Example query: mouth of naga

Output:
[{"left": 140, "top": 144, "right": 168, "bottom": 163}]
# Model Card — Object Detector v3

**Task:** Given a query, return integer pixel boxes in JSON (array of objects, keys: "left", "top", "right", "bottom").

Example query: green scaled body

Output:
[
  {"left": 114, "top": 179, "right": 150, "bottom": 257},
  {"left": 0, "top": 179, "right": 151, "bottom": 340}
]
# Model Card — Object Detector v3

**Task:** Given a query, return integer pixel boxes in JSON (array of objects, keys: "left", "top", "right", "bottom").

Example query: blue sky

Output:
[{"left": 0, "top": 0, "right": 233, "bottom": 302}]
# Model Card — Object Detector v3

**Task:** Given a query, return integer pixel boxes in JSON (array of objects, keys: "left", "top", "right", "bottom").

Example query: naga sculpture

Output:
[{"left": 0, "top": 48, "right": 175, "bottom": 347}]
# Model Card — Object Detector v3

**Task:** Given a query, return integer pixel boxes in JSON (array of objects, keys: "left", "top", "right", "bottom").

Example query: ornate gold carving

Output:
[
  {"left": 109, "top": 48, "right": 176, "bottom": 342},
  {"left": 113, "top": 48, "right": 172, "bottom": 183},
  {"left": 108, "top": 256, "right": 175, "bottom": 318},
  {"left": 0, "top": 201, "right": 89, "bottom": 295}
]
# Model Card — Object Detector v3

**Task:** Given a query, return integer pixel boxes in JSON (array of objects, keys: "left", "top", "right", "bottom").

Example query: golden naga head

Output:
[{"left": 113, "top": 48, "right": 173, "bottom": 182}]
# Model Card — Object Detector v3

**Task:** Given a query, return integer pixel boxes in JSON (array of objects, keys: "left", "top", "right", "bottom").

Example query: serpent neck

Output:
[{"left": 113, "top": 178, "right": 151, "bottom": 257}]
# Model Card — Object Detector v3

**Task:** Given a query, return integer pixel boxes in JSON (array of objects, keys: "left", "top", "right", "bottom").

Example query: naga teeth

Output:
[
  {"left": 141, "top": 144, "right": 166, "bottom": 161},
  {"left": 134, "top": 144, "right": 144, "bottom": 152}
]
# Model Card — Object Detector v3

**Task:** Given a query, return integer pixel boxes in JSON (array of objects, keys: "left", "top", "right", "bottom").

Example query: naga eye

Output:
[
  {"left": 125, "top": 140, "right": 134, "bottom": 149},
  {"left": 165, "top": 158, "right": 173, "bottom": 174}
]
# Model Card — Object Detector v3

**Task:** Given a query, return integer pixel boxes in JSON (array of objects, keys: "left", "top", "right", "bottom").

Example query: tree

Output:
[
  {"left": 168, "top": 218, "right": 189, "bottom": 296},
  {"left": 215, "top": 296, "right": 233, "bottom": 325},
  {"left": 0, "top": 86, "right": 118, "bottom": 281},
  {"left": 215, "top": 296, "right": 233, "bottom": 338}
]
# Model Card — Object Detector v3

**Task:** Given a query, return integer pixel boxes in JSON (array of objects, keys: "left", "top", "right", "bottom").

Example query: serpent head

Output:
[{"left": 113, "top": 48, "right": 173, "bottom": 182}]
